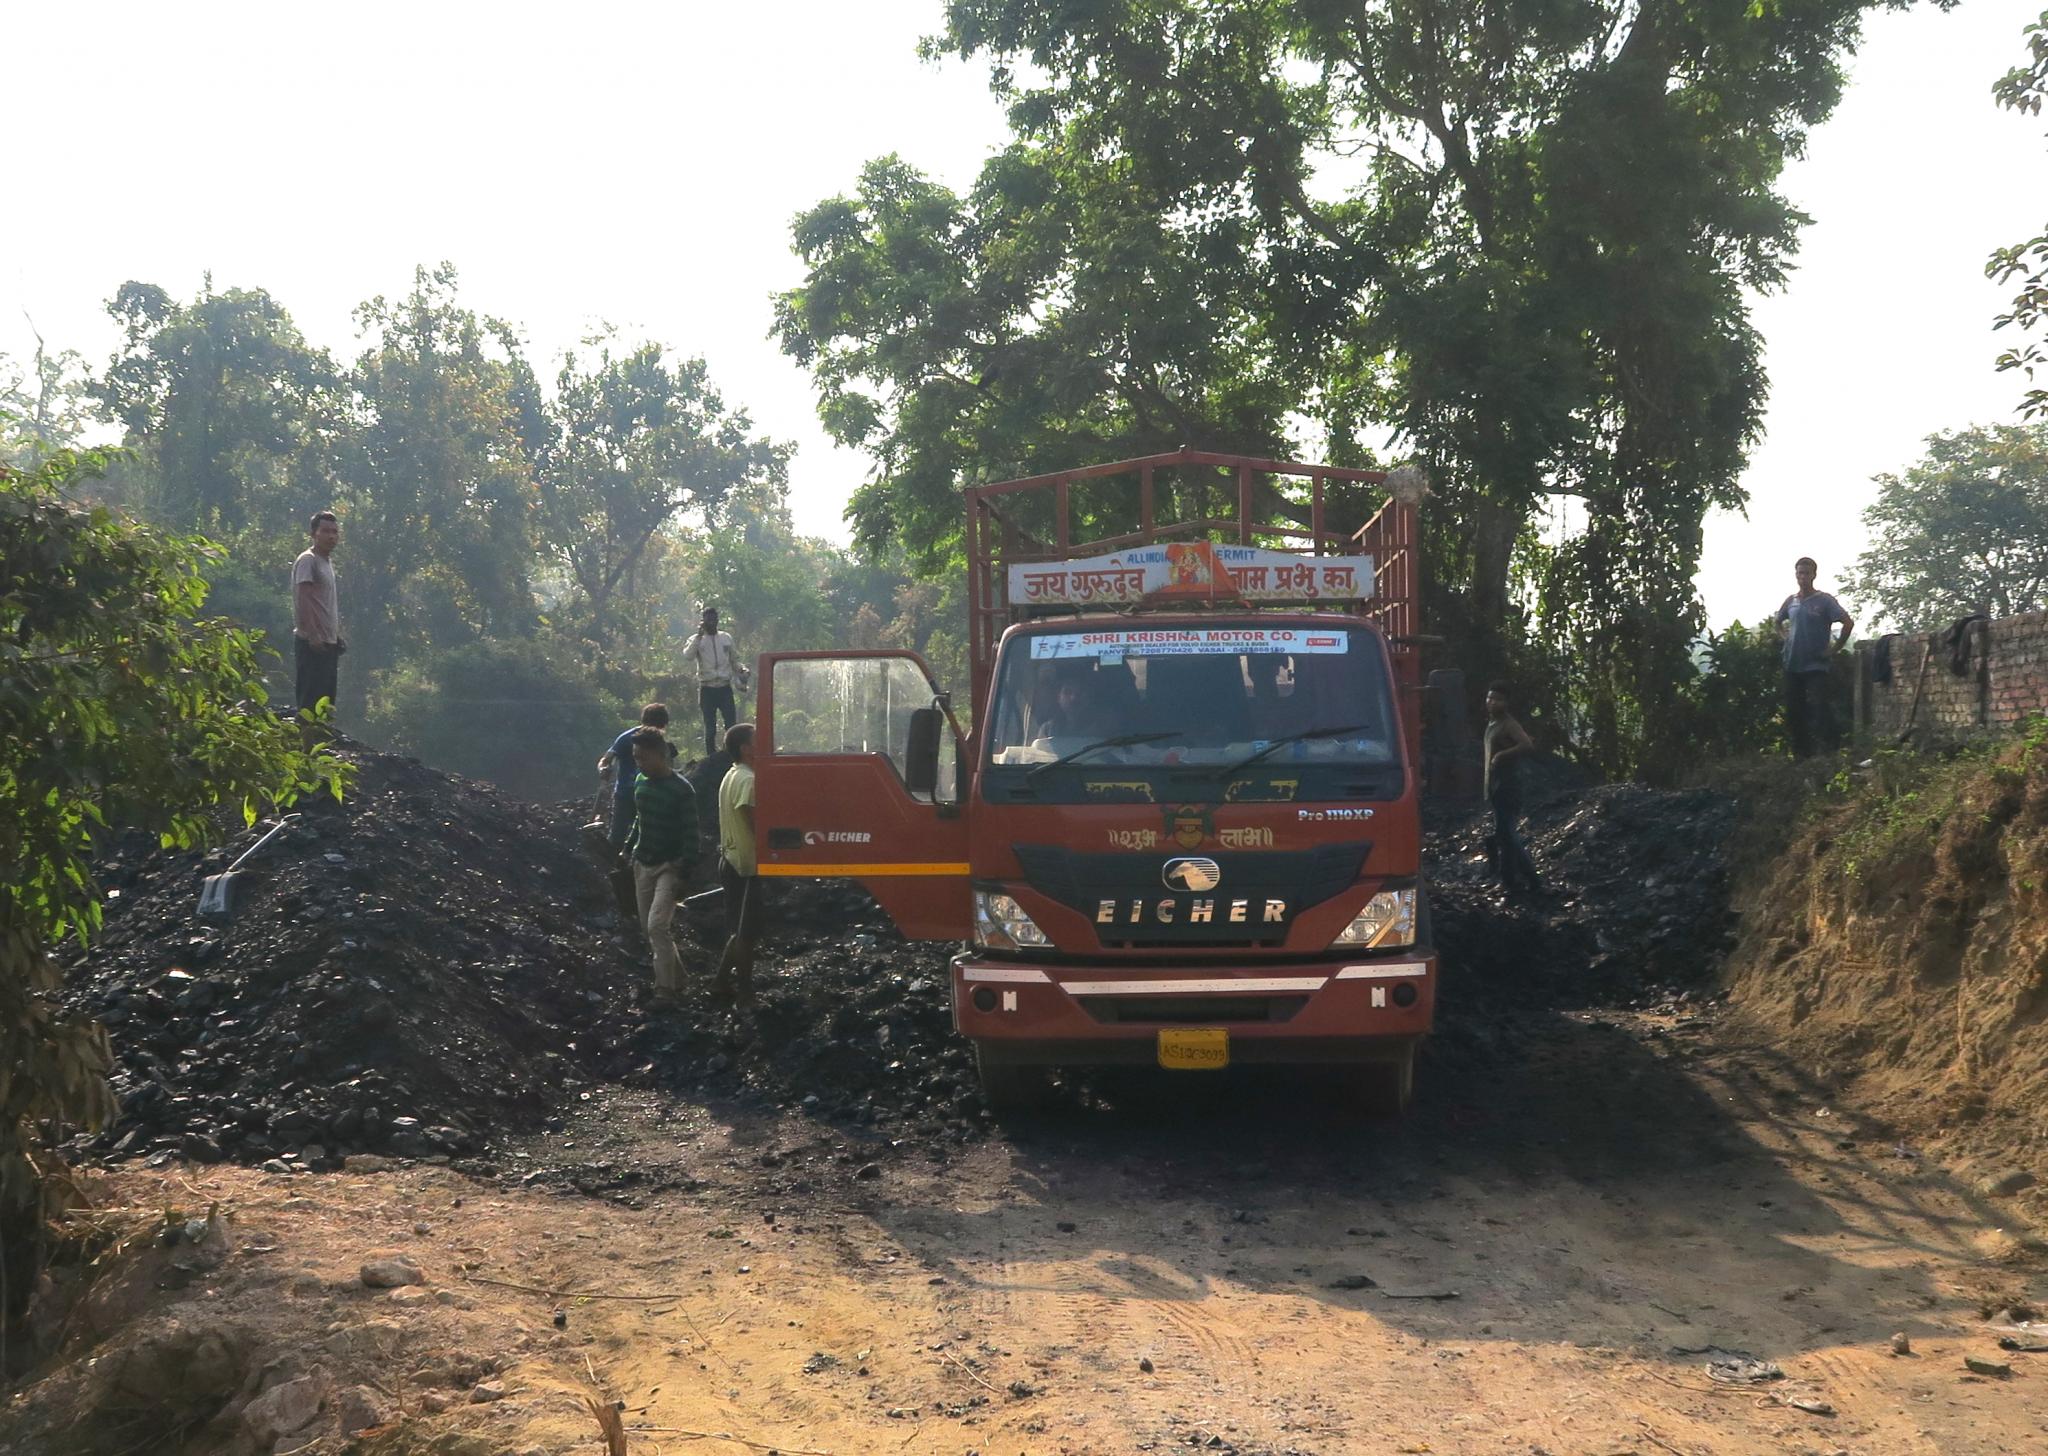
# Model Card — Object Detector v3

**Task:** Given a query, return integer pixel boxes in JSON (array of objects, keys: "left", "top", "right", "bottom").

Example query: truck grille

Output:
[{"left": 1011, "top": 839, "right": 1371, "bottom": 946}]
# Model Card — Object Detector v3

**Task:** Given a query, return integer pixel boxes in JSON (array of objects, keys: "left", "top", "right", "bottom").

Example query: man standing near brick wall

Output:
[{"left": 1775, "top": 557, "right": 1854, "bottom": 757}]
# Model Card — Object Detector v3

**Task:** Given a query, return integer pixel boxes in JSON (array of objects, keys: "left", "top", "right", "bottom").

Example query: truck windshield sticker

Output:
[{"left": 1028, "top": 628, "right": 1352, "bottom": 661}]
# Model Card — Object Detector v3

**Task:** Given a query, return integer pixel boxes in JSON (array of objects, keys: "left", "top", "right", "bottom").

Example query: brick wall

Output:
[{"left": 1855, "top": 608, "right": 2048, "bottom": 740}]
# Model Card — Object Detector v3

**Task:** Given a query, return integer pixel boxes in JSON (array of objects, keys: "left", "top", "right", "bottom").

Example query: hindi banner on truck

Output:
[{"left": 1006, "top": 541, "right": 1376, "bottom": 607}]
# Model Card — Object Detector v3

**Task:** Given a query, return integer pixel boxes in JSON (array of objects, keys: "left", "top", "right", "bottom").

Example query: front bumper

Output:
[{"left": 950, "top": 951, "right": 1436, "bottom": 1066}]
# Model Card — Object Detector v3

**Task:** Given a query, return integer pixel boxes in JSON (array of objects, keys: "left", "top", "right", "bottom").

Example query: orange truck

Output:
[{"left": 753, "top": 451, "right": 1434, "bottom": 1111}]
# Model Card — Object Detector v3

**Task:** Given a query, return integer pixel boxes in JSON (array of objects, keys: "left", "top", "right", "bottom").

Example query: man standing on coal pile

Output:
[
  {"left": 682, "top": 605, "right": 750, "bottom": 756},
  {"left": 712, "top": 722, "right": 761, "bottom": 1007},
  {"left": 1483, "top": 681, "right": 1544, "bottom": 896},
  {"left": 1775, "top": 557, "right": 1854, "bottom": 758},
  {"left": 291, "top": 510, "right": 344, "bottom": 716},
  {"left": 626, "top": 726, "right": 701, "bottom": 1008}
]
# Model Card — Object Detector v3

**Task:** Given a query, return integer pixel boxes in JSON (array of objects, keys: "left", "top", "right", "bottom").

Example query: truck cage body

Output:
[{"left": 963, "top": 448, "right": 1422, "bottom": 756}]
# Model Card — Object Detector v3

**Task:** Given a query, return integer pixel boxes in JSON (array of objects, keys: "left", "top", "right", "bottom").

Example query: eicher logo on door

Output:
[{"left": 802, "top": 830, "right": 873, "bottom": 845}]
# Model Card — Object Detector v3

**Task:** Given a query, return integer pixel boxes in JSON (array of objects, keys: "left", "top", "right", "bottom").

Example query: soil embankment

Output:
[{"left": 1723, "top": 739, "right": 2048, "bottom": 1206}]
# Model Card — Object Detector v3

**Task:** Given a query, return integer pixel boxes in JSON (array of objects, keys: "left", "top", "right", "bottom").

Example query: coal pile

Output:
[
  {"left": 65, "top": 738, "right": 1745, "bottom": 1174},
  {"left": 1427, "top": 783, "right": 1741, "bottom": 1007},
  {"left": 632, "top": 880, "right": 983, "bottom": 1144},
  {"left": 68, "top": 743, "right": 638, "bottom": 1168}
]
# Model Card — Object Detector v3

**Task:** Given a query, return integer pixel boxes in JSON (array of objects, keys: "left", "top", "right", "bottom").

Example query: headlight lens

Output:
[
  {"left": 1332, "top": 888, "right": 1417, "bottom": 948},
  {"left": 973, "top": 889, "right": 1050, "bottom": 950}
]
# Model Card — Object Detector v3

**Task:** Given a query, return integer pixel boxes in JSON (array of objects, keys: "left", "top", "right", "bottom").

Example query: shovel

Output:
[{"left": 197, "top": 814, "right": 300, "bottom": 919}]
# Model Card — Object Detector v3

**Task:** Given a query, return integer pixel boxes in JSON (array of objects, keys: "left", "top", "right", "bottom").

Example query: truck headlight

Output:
[
  {"left": 973, "top": 890, "right": 1050, "bottom": 951},
  {"left": 1332, "top": 888, "right": 1417, "bottom": 948}
]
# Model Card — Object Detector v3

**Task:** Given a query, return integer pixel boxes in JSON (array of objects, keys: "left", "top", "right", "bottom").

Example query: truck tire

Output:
[
  {"left": 1338, "top": 1042, "right": 1416, "bottom": 1118},
  {"left": 975, "top": 1045, "right": 1054, "bottom": 1113}
]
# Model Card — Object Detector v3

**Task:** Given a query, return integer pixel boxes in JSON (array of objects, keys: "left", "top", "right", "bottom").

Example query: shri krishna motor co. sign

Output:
[{"left": 1028, "top": 626, "right": 1353, "bottom": 661}]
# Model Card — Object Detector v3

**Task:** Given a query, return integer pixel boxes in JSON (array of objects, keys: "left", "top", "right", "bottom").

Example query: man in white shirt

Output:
[
  {"left": 291, "top": 511, "right": 344, "bottom": 713},
  {"left": 681, "top": 605, "right": 750, "bottom": 756}
]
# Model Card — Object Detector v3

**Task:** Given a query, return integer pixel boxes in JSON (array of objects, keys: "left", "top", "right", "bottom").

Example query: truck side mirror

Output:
[{"left": 906, "top": 706, "right": 943, "bottom": 798}]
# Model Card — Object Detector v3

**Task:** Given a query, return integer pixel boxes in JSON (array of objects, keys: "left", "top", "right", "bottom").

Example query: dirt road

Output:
[
  {"left": 517, "top": 1005, "right": 2043, "bottom": 1456},
  {"left": 41, "top": 997, "right": 2041, "bottom": 1456}
]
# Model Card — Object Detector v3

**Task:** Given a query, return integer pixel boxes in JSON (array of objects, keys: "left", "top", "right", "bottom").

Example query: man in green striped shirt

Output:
[{"left": 627, "top": 727, "right": 699, "bottom": 1005}]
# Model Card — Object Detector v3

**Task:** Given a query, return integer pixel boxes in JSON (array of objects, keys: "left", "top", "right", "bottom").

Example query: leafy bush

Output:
[
  {"left": 361, "top": 634, "right": 630, "bottom": 803},
  {"left": 2, "top": 449, "right": 343, "bottom": 1362}
]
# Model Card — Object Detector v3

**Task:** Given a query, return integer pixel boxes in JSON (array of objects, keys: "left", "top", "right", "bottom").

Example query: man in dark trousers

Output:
[
  {"left": 713, "top": 722, "right": 761, "bottom": 1006},
  {"left": 291, "top": 511, "right": 343, "bottom": 713},
  {"left": 599, "top": 703, "right": 677, "bottom": 849},
  {"left": 626, "top": 727, "right": 699, "bottom": 1007},
  {"left": 1774, "top": 557, "right": 1854, "bottom": 757},
  {"left": 1483, "top": 681, "right": 1543, "bottom": 895},
  {"left": 681, "top": 606, "right": 751, "bottom": 756}
]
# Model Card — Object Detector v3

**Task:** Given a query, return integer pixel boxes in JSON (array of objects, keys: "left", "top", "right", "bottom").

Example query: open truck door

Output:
[{"left": 755, "top": 650, "right": 970, "bottom": 940}]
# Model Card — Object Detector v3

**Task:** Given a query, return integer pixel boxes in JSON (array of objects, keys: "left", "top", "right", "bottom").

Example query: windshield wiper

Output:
[
  {"left": 1025, "top": 730, "right": 1184, "bottom": 779},
  {"left": 1218, "top": 723, "right": 1377, "bottom": 778}
]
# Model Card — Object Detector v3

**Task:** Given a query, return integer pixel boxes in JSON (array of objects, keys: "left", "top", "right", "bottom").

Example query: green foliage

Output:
[
  {"left": 0, "top": 335, "right": 93, "bottom": 469},
  {"left": 1846, "top": 423, "right": 2048, "bottom": 628},
  {"left": 776, "top": 148, "right": 1298, "bottom": 566},
  {"left": 18, "top": 261, "right": 990, "bottom": 809},
  {"left": 780, "top": 0, "right": 1896, "bottom": 776},
  {"left": 0, "top": 448, "right": 346, "bottom": 1356},
  {"left": 535, "top": 336, "right": 790, "bottom": 648},
  {"left": 1990, "top": 9, "right": 2048, "bottom": 420},
  {"left": 335, "top": 265, "right": 540, "bottom": 672},
  {"left": 1685, "top": 618, "right": 1795, "bottom": 761},
  {"left": 93, "top": 278, "right": 337, "bottom": 529},
  {"left": 362, "top": 635, "right": 627, "bottom": 803}
]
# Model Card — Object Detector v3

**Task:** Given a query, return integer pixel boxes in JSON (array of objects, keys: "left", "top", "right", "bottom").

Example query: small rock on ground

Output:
[
  {"left": 336, "top": 1383, "right": 393, "bottom": 1434},
  {"left": 242, "top": 1375, "right": 325, "bottom": 1442},
  {"left": 360, "top": 1254, "right": 425, "bottom": 1288}
]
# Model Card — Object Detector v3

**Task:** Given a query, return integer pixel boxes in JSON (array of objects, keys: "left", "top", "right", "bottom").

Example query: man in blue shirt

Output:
[
  {"left": 600, "top": 704, "right": 678, "bottom": 847},
  {"left": 1775, "top": 557, "right": 1854, "bottom": 758}
]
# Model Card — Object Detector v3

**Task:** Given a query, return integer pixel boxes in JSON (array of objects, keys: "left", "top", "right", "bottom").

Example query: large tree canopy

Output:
[
  {"left": 780, "top": 0, "right": 1920, "bottom": 773},
  {"left": 94, "top": 279, "right": 336, "bottom": 529},
  {"left": 534, "top": 339, "right": 790, "bottom": 647},
  {"left": 1848, "top": 423, "right": 2048, "bottom": 629}
]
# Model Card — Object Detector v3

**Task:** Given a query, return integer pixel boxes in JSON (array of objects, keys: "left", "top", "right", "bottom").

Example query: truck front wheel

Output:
[
  {"left": 975, "top": 1045, "right": 1054, "bottom": 1113},
  {"left": 1337, "top": 1042, "right": 1417, "bottom": 1117}
]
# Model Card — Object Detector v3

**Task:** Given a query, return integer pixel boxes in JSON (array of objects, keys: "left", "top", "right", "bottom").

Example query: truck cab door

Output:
[{"left": 756, "top": 650, "right": 970, "bottom": 941}]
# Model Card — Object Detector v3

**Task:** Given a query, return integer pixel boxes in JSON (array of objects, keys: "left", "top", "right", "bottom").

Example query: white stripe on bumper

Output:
[
  {"left": 959, "top": 966, "right": 1052, "bottom": 983},
  {"left": 1333, "top": 962, "right": 1428, "bottom": 980},
  {"left": 1063, "top": 977, "right": 1332, "bottom": 996}
]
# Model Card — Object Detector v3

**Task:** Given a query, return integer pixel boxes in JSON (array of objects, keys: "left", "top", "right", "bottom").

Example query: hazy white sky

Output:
[{"left": 5, "top": 1, "right": 2041, "bottom": 631}]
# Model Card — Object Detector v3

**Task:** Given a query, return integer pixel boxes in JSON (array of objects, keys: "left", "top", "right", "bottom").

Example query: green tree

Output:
[
  {"left": 1990, "top": 8, "right": 2048, "bottom": 420},
  {"left": 92, "top": 279, "right": 337, "bottom": 529},
  {"left": 0, "top": 449, "right": 345, "bottom": 1365},
  {"left": 674, "top": 483, "right": 842, "bottom": 662},
  {"left": 1847, "top": 424, "right": 2048, "bottom": 628},
  {"left": 535, "top": 338, "right": 790, "bottom": 648},
  {"left": 333, "top": 265, "right": 540, "bottom": 673},
  {"left": 782, "top": 0, "right": 1909, "bottom": 775},
  {"left": 0, "top": 328, "right": 93, "bottom": 469},
  {"left": 362, "top": 635, "right": 624, "bottom": 802}
]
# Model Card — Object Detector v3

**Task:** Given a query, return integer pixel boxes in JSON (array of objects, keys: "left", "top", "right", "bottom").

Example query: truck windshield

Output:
[{"left": 983, "top": 624, "right": 1400, "bottom": 782}]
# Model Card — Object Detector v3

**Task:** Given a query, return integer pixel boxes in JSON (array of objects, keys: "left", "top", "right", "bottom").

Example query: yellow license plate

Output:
[{"left": 1157, "top": 1028, "right": 1229, "bottom": 1071}]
